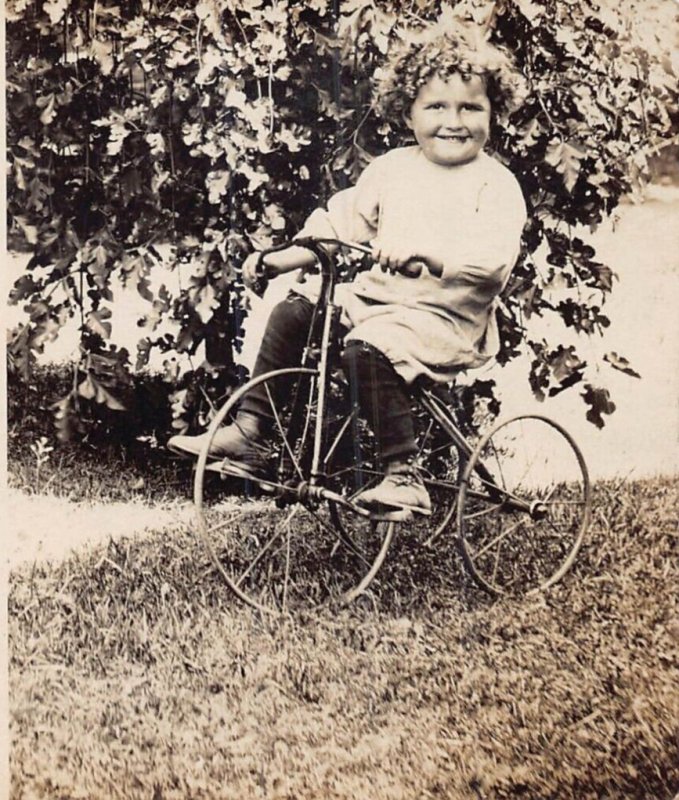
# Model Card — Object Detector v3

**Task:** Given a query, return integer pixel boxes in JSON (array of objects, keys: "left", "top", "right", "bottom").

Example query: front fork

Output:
[{"left": 309, "top": 301, "right": 342, "bottom": 488}]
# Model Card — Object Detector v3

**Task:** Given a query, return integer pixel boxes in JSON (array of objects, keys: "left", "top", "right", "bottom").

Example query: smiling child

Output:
[{"left": 169, "top": 23, "right": 528, "bottom": 518}]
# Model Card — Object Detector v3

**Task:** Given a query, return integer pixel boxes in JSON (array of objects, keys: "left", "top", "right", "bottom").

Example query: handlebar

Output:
[
  {"left": 257, "top": 236, "right": 371, "bottom": 269},
  {"left": 295, "top": 236, "right": 372, "bottom": 256},
  {"left": 251, "top": 236, "right": 434, "bottom": 296}
]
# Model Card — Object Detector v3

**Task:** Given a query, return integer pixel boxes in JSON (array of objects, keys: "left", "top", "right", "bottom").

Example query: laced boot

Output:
[
  {"left": 167, "top": 411, "right": 270, "bottom": 479},
  {"left": 355, "top": 459, "right": 432, "bottom": 520}
]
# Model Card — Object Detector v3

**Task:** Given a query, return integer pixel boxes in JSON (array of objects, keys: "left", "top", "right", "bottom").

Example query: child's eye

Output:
[
  {"left": 427, "top": 102, "right": 445, "bottom": 110},
  {"left": 462, "top": 104, "right": 483, "bottom": 112}
]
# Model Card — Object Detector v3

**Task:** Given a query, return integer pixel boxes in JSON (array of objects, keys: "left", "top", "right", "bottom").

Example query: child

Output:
[{"left": 169, "top": 24, "right": 527, "bottom": 518}]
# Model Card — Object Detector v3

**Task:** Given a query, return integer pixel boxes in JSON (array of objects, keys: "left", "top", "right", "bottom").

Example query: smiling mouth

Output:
[{"left": 436, "top": 135, "right": 470, "bottom": 142}]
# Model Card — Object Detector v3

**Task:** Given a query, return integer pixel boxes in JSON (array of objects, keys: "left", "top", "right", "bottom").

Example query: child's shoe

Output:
[
  {"left": 356, "top": 462, "right": 431, "bottom": 519},
  {"left": 167, "top": 413, "right": 269, "bottom": 479}
]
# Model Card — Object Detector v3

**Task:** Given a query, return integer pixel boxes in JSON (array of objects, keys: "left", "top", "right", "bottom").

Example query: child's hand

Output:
[
  {"left": 372, "top": 240, "right": 412, "bottom": 274},
  {"left": 372, "top": 241, "right": 442, "bottom": 278},
  {"left": 242, "top": 245, "right": 319, "bottom": 296},
  {"left": 242, "top": 252, "right": 270, "bottom": 295}
]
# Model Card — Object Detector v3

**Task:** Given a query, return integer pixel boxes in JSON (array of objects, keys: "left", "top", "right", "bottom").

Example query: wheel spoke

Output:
[
  {"left": 542, "top": 483, "right": 558, "bottom": 503},
  {"left": 415, "top": 420, "right": 458, "bottom": 467},
  {"left": 491, "top": 523, "right": 502, "bottom": 585},
  {"left": 204, "top": 505, "right": 261, "bottom": 538},
  {"left": 282, "top": 523, "right": 292, "bottom": 610},
  {"left": 234, "top": 506, "right": 300, "bottom": 589},
  {"left": 265, "top": 381, "right": 307, "bottom": 481},
  {"left": 461, "top": 500, "right": 506, "bottom": 521},
  {"left": 487, "top": 437, "right": 508, "bottom": 490},
  {"left": 306, "top": 502, "right": 368, "bottom": 561},
  {"left": 542, "top": 498, "right": 586, "bottom": 506},
  {"left": 408, "top": 391, "right": 467, "bottom": 549},
  {"left": 546, "top": 517, "right": 572, "bottom": 538},
  {"left": 324, "top": 461, "right": 382, "bottom": 486},
  {"left": 323, "top": 408, "right": 357, "bottom": 467},
  {"left": 473, "top": 517, "right": 525, "bottom": 560},
  {"left": 205, "top": 511, "right": 243, "bottom": 538}
]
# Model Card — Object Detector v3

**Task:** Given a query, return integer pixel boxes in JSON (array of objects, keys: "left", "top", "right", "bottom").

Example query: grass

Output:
[
  {"left": 6, "top": 364, "right": 194, "bottom": 504},
  {"left": 7, "top": 368, "right": 679, "bottom": 798},
  {"left": 8, "top": 472, "right": 679, "bottom": 798}
]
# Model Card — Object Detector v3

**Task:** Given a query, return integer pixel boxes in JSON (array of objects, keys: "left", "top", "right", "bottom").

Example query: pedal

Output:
[
  {"left": 205, "top": 459, "right": 226, "bottom": 474},
  {"left": 369, "top": 507, "right": 413, "bottom": 523},
  {"left": 204, "top": 460, "right": 276, "bottom": 494},
  {"left": 365, "top": 502, "right": 432, "bottom": 523}
]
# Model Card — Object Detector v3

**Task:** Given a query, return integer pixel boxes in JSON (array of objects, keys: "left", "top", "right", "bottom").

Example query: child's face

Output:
[{"left": 405, "top": 73, "right": 491, "bottom": 167}]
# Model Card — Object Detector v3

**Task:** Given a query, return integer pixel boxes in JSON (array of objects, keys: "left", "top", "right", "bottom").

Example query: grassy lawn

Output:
[
  {"left": 7, "top": 366, "right": 679, "bottom": 798},
  {"left": 8, "top": 466, "right": 679, "bottom": 798}
]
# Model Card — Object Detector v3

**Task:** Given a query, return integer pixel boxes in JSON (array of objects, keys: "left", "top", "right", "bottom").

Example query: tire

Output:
[
  {"left": 456, "top": 414, "right": 591, "bottom": 595},
  {"left": 193, "top": 368, "right": 395, "bottom": 613}
]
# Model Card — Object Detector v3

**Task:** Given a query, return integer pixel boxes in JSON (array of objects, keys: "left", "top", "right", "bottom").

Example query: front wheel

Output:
[
  {"left": 457, "top": 415, "right": 591, "bottom": 596},
  {"left": 193, "top": 368, "right": 395, "bottom": 613}
]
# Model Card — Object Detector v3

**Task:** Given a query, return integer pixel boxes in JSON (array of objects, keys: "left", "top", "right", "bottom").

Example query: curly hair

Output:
[{"left": 373, "top": 23, "right": 526, "bottom": 126}]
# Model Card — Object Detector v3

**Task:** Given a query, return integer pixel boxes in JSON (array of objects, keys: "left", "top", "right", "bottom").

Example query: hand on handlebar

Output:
[
  {"left": 242, "top": 252, "right": 270, "bottom": 296},
  {"left": 242, "top": 236, "right": 442, "bottom": 297},
  {"left": 371, "top": 240, "right": 442, "bottom": 279},
  {"left": 242, "top": 244, "right": 321, "bottom": 297},
  {"left": 391, "top": 258, "right": 427, "bottom": 279}
]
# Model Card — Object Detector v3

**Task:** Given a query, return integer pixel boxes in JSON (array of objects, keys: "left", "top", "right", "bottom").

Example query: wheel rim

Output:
[
  {"left": 194, "top": 368, "right": 395, "bottom": 612},
  {"left": 457, "top": 414, "right": 591, "bottom": 596}
]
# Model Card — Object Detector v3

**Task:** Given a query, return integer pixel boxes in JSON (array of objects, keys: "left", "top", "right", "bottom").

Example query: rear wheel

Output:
[
  {"left": 457, "top": 414, "right": 591, "bottom": 595},
  {"left": 193, "top": 368, "right": 395, "bottom": 613}
]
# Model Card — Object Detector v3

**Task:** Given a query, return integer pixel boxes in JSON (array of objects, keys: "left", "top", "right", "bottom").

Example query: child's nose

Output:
[{"left": 441, "top": 108, "right": 462, "bottom": 128}]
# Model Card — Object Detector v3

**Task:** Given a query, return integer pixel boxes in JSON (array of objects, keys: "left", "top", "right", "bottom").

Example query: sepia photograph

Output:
[{"left": 4, "top": 0, "right": 678, "bottom": 797}]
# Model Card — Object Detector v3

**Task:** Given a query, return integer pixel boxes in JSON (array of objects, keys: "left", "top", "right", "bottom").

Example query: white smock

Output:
[{"left": 294, "top": 145, "right": 527, "bottom": 384}]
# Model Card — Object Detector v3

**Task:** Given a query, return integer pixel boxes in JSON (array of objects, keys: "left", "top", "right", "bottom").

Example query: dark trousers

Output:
[{"left": 241, "top": 293, "right": 417, "bottom": 462}]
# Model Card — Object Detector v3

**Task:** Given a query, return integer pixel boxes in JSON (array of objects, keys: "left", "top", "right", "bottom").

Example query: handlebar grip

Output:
[
  {"left": 250, "top": 252, "right": 271, "bottom": 297},
  {"left": 400, "top": 259, "right": 425, "bottom": 278},
  {"left": 250, "top": 275, "right": 269, "bottom": 297}
]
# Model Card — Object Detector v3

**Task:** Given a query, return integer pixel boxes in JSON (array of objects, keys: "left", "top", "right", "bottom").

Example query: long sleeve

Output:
[{"left": 296, "top": 157, "right": 383, "bottom": 244}]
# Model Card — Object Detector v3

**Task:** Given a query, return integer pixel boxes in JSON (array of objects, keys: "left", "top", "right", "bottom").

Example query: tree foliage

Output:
[{"left": 6, "top": 0, "right": 677, "bottom": 438}]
